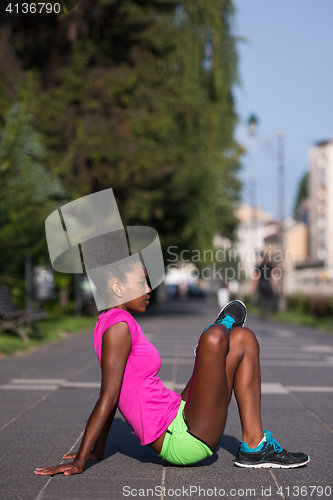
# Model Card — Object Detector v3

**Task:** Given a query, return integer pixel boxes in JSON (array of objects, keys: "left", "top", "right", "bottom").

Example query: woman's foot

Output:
[
  {"left": 203, "top": 299, "right": 247, "bottom": 333},
  {"left": 195, "top": 300, "right": 247, "bottom": 355},
  {"left": 234, "top": 430, "right": 310, "bottom": 468}
]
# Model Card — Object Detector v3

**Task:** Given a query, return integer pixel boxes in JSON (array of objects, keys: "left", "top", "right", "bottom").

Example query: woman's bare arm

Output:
[
  {"left": 34, "top": 321, "right": 131, "bottom": 476},
  {"left": 91, "top": 404, "right": 117, "bottom": 458},
  {"left": 62, "top": 405, "right": 117, "bottom": 461}
]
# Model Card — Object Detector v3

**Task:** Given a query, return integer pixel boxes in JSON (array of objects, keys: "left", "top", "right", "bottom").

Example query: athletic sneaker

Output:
[
  {"left": 234, "top": 430, "right": 310, "bottom": 468},
  {"left": 194, "top": 300, "right": 247, "bottom": 355}
]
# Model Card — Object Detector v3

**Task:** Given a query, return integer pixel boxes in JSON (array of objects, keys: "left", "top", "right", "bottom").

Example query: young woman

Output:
[{"left": 34, "top": 257, "right": 309, "bottom": 476}]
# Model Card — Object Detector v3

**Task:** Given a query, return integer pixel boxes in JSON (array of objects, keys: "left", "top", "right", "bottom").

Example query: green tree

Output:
[
  {"left": 294, "top": 171, "right": 308, "bottom": 219},
  {"left": 0, "top": 99, "right": 66, "bottom": 280},
  {"left": 1, "top": 0, "right": 242, "bottom": 256}
]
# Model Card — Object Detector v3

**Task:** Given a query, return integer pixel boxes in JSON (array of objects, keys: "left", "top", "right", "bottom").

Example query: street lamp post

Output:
[
  {"left": 277, "top": 131, "right": 286, "bottom": 312},
  {"left": 246, "top": 115, "right": 286, "bottom": 312},
  {"left": 247, "top": 114, "right": 259, "bottom": 137},
  {"left": 249, "top": 177, "right": 258, "bottom": 255}
]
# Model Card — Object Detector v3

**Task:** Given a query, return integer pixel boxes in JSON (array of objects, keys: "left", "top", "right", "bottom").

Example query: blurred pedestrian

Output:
[
  {"left": 217, "top": 280, "right": 230, "bottom": 309},
  {"left": 253, "top": 254, "right": 277, "bottom": 319}
]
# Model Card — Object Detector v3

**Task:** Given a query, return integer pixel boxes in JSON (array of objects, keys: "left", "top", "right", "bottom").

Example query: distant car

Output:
[
  {"left": 166, "top": 284, "right": 179, "bottom": 298},
  {"left": 187, "top": 285, "right": 206, "bottom": 298}
]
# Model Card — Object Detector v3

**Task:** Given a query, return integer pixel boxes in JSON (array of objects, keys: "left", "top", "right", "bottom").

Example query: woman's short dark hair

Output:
[{"left": 80, "top": 228, "right": 141, "bottom": 306}]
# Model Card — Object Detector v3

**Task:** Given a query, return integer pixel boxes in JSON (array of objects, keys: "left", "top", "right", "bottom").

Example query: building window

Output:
[
  {"left": 319, "top": 230, "right": 326, "bottom": 244},
  {"left": 317, "top": 247, "right": 327, "bottom": 260},
  {"left": 317, "top": 153, "right": 327, "bottom": 187},
  {"left": 319, "top": 168, "right": 326, "bottom": 186},
  {"left": 317, "top": 154, "right": 327, "bottom": 169},
  {"left": 317, "top": 200, "right": 326, "bottom": 215},
  {"left": 317, "top": 187, "right": 326, "bottom": 199},
  {"left": 317, "top": 216, "right": 326, "bottom": 230}
]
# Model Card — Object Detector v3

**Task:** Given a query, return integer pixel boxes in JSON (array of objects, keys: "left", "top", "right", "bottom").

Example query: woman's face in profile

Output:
[
  {"left": 111, "top": 261, "right": 152, "bottom": 312},
  {"left": 123, "top": 262, "right": 151, "bottom": 298}
]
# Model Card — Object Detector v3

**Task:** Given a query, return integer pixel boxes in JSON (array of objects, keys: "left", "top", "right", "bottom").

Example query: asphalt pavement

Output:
[{"left": 0, "top": 298, "right": 332, "bottom": 500}]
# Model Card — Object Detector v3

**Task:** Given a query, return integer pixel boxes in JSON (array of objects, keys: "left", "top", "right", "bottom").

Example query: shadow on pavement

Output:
[{"left": 77, "top": 416, "right": 239, "bottom": 473}]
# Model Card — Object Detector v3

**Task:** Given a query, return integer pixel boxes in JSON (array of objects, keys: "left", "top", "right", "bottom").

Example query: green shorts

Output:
[{"left": 158, "top": 400, "right": 214, "bottom": 466}]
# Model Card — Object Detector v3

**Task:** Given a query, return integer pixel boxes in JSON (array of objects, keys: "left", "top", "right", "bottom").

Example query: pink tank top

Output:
[{"left": 93, "top": 308, "right": 182, "bottom": 446}]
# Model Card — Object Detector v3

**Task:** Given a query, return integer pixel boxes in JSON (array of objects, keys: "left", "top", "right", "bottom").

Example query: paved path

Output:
[{"left": 0, "top": 299, "right": 332, "bottom": 500}]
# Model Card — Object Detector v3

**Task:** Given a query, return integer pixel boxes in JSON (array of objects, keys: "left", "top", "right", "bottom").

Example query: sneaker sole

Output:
[
  {"left": 217, "top": 299, "right": 247, "bottom": 328},
  {"left": 234, "top": 456, "right": 310, "bottom": 468}
]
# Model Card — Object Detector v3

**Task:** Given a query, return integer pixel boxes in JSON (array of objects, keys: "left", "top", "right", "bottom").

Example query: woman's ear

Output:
[{"left": 111, "top": 281, "right": 123, "bottom": 298}]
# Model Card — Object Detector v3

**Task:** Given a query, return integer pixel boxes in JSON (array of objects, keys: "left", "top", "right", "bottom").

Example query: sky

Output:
[{"left": 232, "top": 0, "right": 333, "bottom": 219}]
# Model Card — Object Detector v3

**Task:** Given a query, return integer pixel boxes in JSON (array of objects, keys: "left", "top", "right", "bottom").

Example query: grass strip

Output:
[
  {"left": 0, "top": 316, "right": 97, "bottom": 356},
  {"left": 247, "top": 305, "right": 333, "bottom": 333}
]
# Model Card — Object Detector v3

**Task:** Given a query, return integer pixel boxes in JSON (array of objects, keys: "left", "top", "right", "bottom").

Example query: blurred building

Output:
[
  {"left": 236, "top": 203, "right": 278, "bottom": 274},
  {"left": 308, "top": 138, "right": 333, "bottom": 265},
  {"left": 264, "top": 218, "right": 308, "bottom": 295},
  {"left": 281, "top": 138, "right": 333, "bottom": 297},
  {"left": 264, "top": 218, "right": 308, "bottom": 263},
  {"left": 236, "top": 205, "right": 312, "bottom": 296},
  {"left": 232, "top": 138, "right": 333, "bottom": 298},
  {"left": 284, "top": 219, "right": 308, "bottom": 262}
]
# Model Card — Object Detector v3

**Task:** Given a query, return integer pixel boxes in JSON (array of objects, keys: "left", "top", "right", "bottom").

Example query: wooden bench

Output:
[{"left": 0, "top": 284, "right": 48, "bottom": 342}]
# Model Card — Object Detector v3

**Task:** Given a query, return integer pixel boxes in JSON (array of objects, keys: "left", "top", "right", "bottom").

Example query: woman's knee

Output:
[
  {"left": 230, "top": 326, "right": 260, "bottom": 354},
  {"left": 200, "top": 324, "right": 230, "bottom": 352}
]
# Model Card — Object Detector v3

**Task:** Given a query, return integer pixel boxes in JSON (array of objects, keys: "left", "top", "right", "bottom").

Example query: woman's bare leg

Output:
[
  {"left": 182, "top": 324, "right": 264, "bottom": 451},
  {"left": 225, "top": 326, "right": 263, "bottom": 448}
]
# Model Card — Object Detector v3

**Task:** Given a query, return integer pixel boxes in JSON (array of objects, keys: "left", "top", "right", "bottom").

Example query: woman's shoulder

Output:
[{"left": 97, "top": 308, "right": 139, "bottom": 341}]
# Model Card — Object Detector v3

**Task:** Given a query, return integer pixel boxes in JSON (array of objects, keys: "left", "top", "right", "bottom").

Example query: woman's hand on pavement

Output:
[{"left": 33, "top": 459, "right": 83, "bottom": 476}]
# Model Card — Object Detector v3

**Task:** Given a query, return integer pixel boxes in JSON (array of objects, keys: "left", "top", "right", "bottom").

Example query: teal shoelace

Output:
[
  {"left": 202, "top": 314, "right": 235, "bottom": 333},
  {"left": 216, "top": 314, "right": 235, "bottom": 330},
  {"left": 265, "top": 430, "right": 283, "bottom": 453}
]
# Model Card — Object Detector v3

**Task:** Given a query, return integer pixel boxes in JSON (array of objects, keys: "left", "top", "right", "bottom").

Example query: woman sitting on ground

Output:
[{"left": 34, "top": 253, "right": 309, "bottom": 476}]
